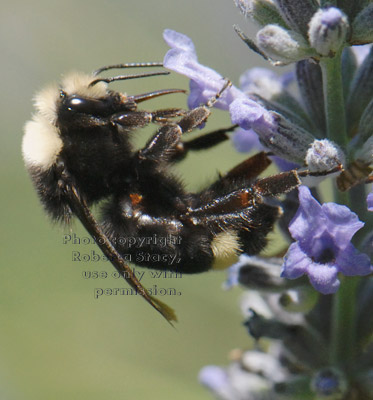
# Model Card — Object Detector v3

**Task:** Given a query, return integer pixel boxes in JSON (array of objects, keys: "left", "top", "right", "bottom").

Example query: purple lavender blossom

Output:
[
  {"left": 229, "top": 97, "right": 266, "bottom": 130},
  {"left": 163, "top": 29, "right": 244, "bottom": 110},
  {"left": 368, "top": 189, "right": 373, "bottom": 211},
  {"left": 282, "top": 186, "right": 373, "bottom": 294},
  {"left": 231, "top": 67, "right": 294, "bottom": 154},
  {"left": 232, "top": 128, "right": 261, "bottom": 153},
  {"left": 230, "top": 97, "right": 314, "bottom": 163},
  {"left": 163, "top": 29, "right": 314, "bottom": 165}
]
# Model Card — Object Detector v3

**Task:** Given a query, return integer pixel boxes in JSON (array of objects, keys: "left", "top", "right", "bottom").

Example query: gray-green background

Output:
[{"left": 0, "top": 1, "right": 273, "bottom": 398}]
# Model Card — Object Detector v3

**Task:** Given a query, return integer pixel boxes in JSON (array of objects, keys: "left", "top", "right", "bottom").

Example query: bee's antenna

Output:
[
  {"left": 89, "top": 71, "right": 170, "bottom": 87},
  {"left": 93, "top": 62, "right": 164, "bottom": 76},
  {"left": 132, "top": 88, "right": 186, "bottom": 103}
]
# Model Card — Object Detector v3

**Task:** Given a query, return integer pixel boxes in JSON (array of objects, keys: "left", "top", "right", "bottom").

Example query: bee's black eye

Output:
[
  {"left": 67, "top": 97, "right": 88, "bottom": 110},
  {"left": 63, "top": 95, "right": 108, "bottom": 116}
]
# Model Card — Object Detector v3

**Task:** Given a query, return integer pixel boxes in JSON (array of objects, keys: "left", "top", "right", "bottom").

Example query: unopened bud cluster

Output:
[{"left": 235, "top": 0, "right": 373, "bottom": 63}]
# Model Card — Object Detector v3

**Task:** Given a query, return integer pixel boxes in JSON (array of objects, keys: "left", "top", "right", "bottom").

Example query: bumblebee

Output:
[{"left": 22, "top": 62, "right": 320, "bottom": 323}]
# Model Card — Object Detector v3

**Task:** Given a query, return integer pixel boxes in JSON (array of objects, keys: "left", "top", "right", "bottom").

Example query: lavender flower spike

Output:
[
  {"left": 163, "top": 29, "right": 244, "bottom": 110},
  {"left": 282, "top": 186, "right": 373, "bottom": 294}
]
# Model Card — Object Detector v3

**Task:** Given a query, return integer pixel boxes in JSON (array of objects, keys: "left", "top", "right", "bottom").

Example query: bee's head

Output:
[
  {"left": 22, "top": 65, "right": 175, "bottom": 172},
  {"left": 22, "top": 72, "right": 132, "bottom": 171},
  {"left": 56, "top": 73, "right": 136, "bottom": 127}
]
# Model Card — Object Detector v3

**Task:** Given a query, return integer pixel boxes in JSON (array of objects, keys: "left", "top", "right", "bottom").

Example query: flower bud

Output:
[
  {"left": 308, "top": 7, "right": 349, "bottom": 57},
  {"left": 305, "top": 139, "right": 345, "bottom": 173},
  {"left": 256, "top": 24, "right": 316, "bottom": 63}
]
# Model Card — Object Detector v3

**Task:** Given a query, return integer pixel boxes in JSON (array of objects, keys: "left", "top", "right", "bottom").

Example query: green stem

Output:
[
  {"left": 320, "top": 52, "right": 348, "bottom": 149},
  {"left": 330, "top": 277, "right": 359, "bottom": 367},
  {"left": 320, "top": 53, "right": 358, "bottom": 367}
]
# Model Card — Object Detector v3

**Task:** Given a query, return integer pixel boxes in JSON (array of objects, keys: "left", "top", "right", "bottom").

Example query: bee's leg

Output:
[
  {"left": 137, "top": 106, "right": 212, "bottom": 164},
  {"left": 109, "top": 108, "right": 185, "bottom": 130},
  {"left": 136, "top": 79, "right": 232, "bottom": 163},
  {"left": 185, "top": 170, "right": 303, "bottom": 218},
  {"left": 150, "top": 108, "right": 186, "bottom": 123},
  {"left": 59, "top": 169, "right": 177, "bottom": 324},
  {"left": 110, "top": 111, "right": 153, "bottom": 129}
]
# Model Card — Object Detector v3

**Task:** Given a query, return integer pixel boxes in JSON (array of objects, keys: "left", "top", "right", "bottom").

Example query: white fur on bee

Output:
[
  {"left": 211, "top": 229, "right": 242, "bottom": 258},
  {"left": 22, "top": 72, "right": 109, "bottom": 171},
  {"left": 22, "top": 114, "right": 62, "bottom": 170},
  {"left": 60, "top": 72, "right": 108, "bottom": 99}
]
